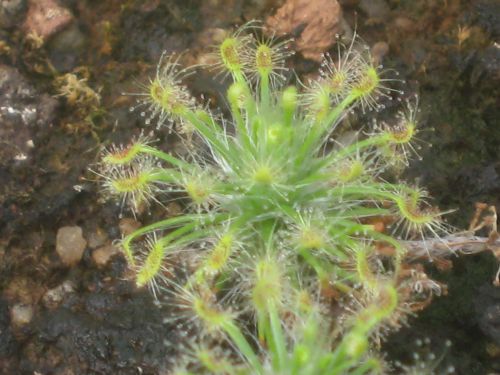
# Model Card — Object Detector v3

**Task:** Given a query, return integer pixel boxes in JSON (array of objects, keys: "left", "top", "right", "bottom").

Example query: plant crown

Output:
[{"left": 98, "top": 23, "right": 450, "bottom": 374}]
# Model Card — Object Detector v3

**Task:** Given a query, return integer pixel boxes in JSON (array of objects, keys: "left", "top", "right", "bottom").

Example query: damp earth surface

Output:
[{"left": 0, "top": 0, "right": 499, "bottom": 374}]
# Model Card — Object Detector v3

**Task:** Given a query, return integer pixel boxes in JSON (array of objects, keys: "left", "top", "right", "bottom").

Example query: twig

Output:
[
  {"left": 403, "top": 233, "right": 500, "bottom": 285},
  {"left": 404, "top": 234, "right": 500, "bottom": 258}
]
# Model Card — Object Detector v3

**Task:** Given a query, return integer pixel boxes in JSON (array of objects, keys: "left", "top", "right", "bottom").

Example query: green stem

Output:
[
  {"left": 183, "top": 110, "right": 232, "bottom": 162},
  {"left": 230, "top": 103, "right": 246, "bottom": 136},
  {"left": 333, "top": 134, "right": 389, "bottom": 160},
  {"left": 155, "top": 222, "right": 199, "bottom": 248},
  {"left": 298, "top": 248, "right": 328, "bottom": 278},
  {"left": 320, "top": 347, "right": 352, "bottom": 374},
  {"left": 139, "top": 145, "right": 193, "bottom": 170},
  {"left": 122, "top": 213, "right": 225, "bottom": 266},
  {"left": 267, "top": 301, "right": 287, "bottom": 371},
  {"left": 282, "top": 87, "right": 297, "bottom": 128},
  {"left": 227, "top": 82, "right": 255, "bottom": 154},
  {"left": 234, "top": 71, "right": 257, "bottom": 117},
  {"left": 325, "top": 185, "right": 399, "bottom": 201},
  {"left": 256, "top": 311, "right": 267, "bottom": 347},
  {"left": 134, "top": 223, "right": 209, "bottom": 287},
  {"left": 149, "top": 168, "right": 183, "bottom": 183},
  {"left": 322, "top": 94, "right": 357, "bottom": 131},
  {"left": 295, "top": 95, "right": 354, "bottom": 168},
  {"left": 260, "top": 72, "right": 270, "bottom": 109},
  {"left": 351, "top": 358, "right": 381, "bottom": 375},
  {"left": 222, "top": 320, "right": 263, "bottom": 374}
]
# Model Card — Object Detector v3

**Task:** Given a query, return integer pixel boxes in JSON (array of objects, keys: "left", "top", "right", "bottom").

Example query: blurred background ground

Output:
[{"left": 0, "top": 0, "right": 498, "bottom": 373}]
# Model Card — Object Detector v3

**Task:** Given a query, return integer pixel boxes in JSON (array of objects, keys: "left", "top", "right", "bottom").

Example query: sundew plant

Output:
[{"left": 98, "top": 23, "right": 450, "bottom": 374}]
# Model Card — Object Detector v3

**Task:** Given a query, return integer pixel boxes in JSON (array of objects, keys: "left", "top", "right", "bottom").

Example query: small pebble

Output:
[
  {"left": 119, "top": 218, "right": 141, "bottom": 237},
  {"left": 42, "top": 280, "right": 75, "bottom": 309},
  {"left": 10, "top": 303, "right": 33, "bottom": 327},
  {"left": 371, "top": 41, "right": 389, "bottom": 65},
  {"left": 87, "top": 227, "right": 109, "bottom": 249},
  {"left": 56, "top": 226, "right": 87, "bottom": 266},
  {"left": 92, "top": 244, "right": 119, "bottom": 268}
]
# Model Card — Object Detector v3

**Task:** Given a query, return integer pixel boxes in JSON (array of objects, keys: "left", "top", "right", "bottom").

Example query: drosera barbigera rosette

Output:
[{"left": 96, "top": 22, "right": 455, "bottom": 374}]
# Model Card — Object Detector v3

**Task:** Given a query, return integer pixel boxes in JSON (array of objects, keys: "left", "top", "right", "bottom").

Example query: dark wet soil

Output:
[
  {"left": 2, "top": 258, "right": 178, "bottom": 374},
  {"left": 0, "top": 0, "right": 499, "bottom": 374}
]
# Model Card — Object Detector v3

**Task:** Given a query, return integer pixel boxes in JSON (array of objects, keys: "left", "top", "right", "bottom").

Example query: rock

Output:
[
  {"left": 118, "top": 218, "right": 141, "bottom": 237},
  {"left": 118, "top": 4, "right": 191, "bottom": 62},
  {"left": 0, "top": 0, "right": 27, "bottom": 29},
  {"left": 10, "top": 303, "right": 33, "bottom": 327},
  {"left": 42, "top": 280, "right": 75, "bottom": 309},
  {"left": 55, "top": 226, "right": 87, "bottom": 266},
  {"left": 22, "top": 0, "right": 73, "bottom": 43},
  {"left": 0, "top": 65, "right": 58, "bottom": 167},
  {"left": 0, "top": 64, "right": 59, "bottom": 163},
  {"left": 266, "top": 0, "right": 343, "bottom": 62},
  {"left": 92, "top": 244, "right": 119, "bottom": 268},
  {"left": 0, "top": 63, "right": 76, "bottom": 237},
  {"left": 87, "top": 227, "right": 108, "bottom": 249}
]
